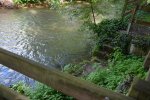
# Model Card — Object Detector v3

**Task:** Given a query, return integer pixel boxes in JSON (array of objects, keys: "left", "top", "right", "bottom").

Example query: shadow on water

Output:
[{"left": 0, "top": 8, "right": 92, "bottom": 86}]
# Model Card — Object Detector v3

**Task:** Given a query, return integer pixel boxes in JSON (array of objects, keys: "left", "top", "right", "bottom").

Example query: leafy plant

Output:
[
  {"left": 28, "top": 83, "right": 74, "bottom": 100},
  {"left": 93, "top": 18, "right": 128, "bottom": 37},
  {"left": 11, "top": 82, "right": 74, "bottom": 100},
  {"left": 116, "top": 33, "right": 132, "bottom": 54},
  {"left": 13, "top": 0, "right": 46, "bottom": 4},
  {"left": 90, "top": 18, "right": 129, "bottom": 55},
  {"left": 11, "top": 82, "right": 28, "bottom": 94},
  {"left": 63, "top": 64, "right": 84, "bottom": 76},
  {"left": 86, "top": 49, "right": 146, "bottom": 93},
  {"left": 132, "top": 36, "right": 150, "bottom": 51}
]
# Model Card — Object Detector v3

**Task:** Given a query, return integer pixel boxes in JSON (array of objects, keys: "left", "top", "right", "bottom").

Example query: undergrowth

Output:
[
  {"left": 11, "top": 49, "right": 147, "bottom": 98},
  {"left": 12, "top": 82, "right": 74, "bottom": 100},
  {"left": 86, "top": 49, "right": 146, "bottom": 94}
]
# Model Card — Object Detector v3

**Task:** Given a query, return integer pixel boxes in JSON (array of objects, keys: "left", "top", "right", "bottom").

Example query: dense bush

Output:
[
  {"left": 11, "top": 49, "right": 147, "bottom": 97},
  {"left": 132, "top": 36, "right": 150, "bottom": 51},
  {"left": 63, "top": 64, "right": 84, "bottom": 76},
  {"left": 116, "top": 33, "right": 132, "bottom": 54},
  {"left": 89, "top": 18, "right": 130, "bottom": 54},
  {"left": 13, "top": 0, "right": 46, "bottom": 4},
  {"left": 12, "top": 82, "right": 74, "bottom": 100},
  {"left": 86, "top": 49, "right": 146, "bottom": 93},
  {"left": 91, "top": 19, "right": 128, "bottom": 37}
]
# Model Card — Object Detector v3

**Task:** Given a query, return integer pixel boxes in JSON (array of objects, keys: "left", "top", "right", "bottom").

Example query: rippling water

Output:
[
  {"left": 0, "top": 8, "right": 92, "bottom": 86},
  {"left": 0, "top": 8, "right": 92, "bottom": 68}
]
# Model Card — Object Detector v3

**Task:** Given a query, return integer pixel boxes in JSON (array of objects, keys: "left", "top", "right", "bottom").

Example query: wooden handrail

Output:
[
  {"left": 135, "top": 20, "right": 150, "bottom": 26},
  {"left": 143, "top": 51, "right": 150, "bottom": 70},
  {"left": 0, "top": 85, "right": 29, "bottom": 100},
  {"left": 146, "top": 68, "right": 150, "bottom": 82},
  {"left": 128, "top": 77, "right": 150, "bottom": 100},
  {"left": 0, "top": 48, "right": 135, "bottom": 100}
]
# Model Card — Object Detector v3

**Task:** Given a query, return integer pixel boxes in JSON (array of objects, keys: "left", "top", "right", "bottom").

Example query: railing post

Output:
[
  {"left": 0, "top": 85, "right": 29, "bottom": 100},
  {"left": 121, "top": 0, "right": 128, "bottom": 19},
  {"left": 127, "top": 77, "right": 150, "bottom": 100},
  {"left": 146, "top": 68, "right": 150, "bottom": 82}
]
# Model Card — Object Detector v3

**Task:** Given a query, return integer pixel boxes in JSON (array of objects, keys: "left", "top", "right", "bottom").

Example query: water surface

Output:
[{"left": 0, "top": 8, "right": 92, "bottom": 85}]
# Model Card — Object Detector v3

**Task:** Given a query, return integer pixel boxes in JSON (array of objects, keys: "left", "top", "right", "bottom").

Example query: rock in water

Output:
[{"left": 0, "top": 0, "right": 14, "bottom": 9}]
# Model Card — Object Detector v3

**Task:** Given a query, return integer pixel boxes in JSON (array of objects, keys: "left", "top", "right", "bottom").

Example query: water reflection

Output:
[
  {"left": 0, "top": 8, "right": 92, "bottom": 86},
  {"left": 0, "top": 8, "right": 92, "bottom": 68}
]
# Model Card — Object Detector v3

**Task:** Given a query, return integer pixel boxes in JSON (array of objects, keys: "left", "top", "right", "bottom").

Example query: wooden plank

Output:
[
  {"left": 124, "top": 9, "right": 134, "bottom": 16},
  {"left": 146, "top": 68, "right": 150, "bottom": 82},
  {"left": 143, "top": 51, "right": 150, "bottom": 70},
  {"left": 0, "top": 85, "right": 28, "bottom": 100},
  {"left": 126, "top": 3, "right": 140, "bottom": 34},
  {"left": 122, "top": 0, "right": 128, "bottom": 18},
  {"left": 0, "top": 48, "right": 135, "bottom": 100},
  {"left": 135, "top": 20, "right": 150, "bottom": 26},
  {"left": 128, "top": 77, "right": 150, "bottom": 100},
  {"left": 127, "top": 0, "right": 137, "bottom": 4},
  {"left": 141, "top": 5, "right": 150, "bottom": 12},
  {"left": 127, "top": 0, "right": 138, "bottom": 5}
]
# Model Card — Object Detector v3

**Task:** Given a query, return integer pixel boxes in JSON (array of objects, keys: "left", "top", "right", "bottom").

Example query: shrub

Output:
[
  {"left": 63, "top": 64, "right": 83, "bottom": 76},
  {"left": 92, "top": 19, "right": 128, "bottom": 37},
  {"left": 11, "top": 82, "right": 74, "bottom": 100},
  {"left": 89, "top": 18, "right": 129, "bottom": 54},
  {"left": 13, "top": 0, "right": 47, "bottom": 4},
  {"left": 28, "top": 83, "right": 74, "bottom": 100},
  {"left": 86, "top": 49, "right": 146, "bottom": 93}
]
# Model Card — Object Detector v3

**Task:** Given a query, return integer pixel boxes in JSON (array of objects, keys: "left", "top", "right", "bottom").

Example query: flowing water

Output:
[{"left": 0, "top": 8, "right": 92, "bottom": 86}]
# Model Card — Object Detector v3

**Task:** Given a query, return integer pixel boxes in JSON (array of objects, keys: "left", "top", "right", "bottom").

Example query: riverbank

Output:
[{"left": 0, "top": 2, "right": 50, "bottom": 9}]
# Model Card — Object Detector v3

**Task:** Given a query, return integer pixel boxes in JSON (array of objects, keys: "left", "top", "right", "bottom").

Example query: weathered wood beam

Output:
[
  {"left": 146, "top": 68, "right": 150, "bottom": 82},
  {"left": 135, "top": 20, "right": 150, "bottom": 27},
  {"left": 141, "top": 5, "right": 150, "bottom": 12},
  {"left": 143, "top": 51, "right": 150, "bottom": 70},
  {"left": 124, "top": 9, "right": 134, "bottom": 16},
  {"left": 128, "top": 77, "right": 150, "bottom": 100},
  {"left": 122, "top": 0, "right": 128, "bottom": 18},
  {"left": 0, "top": 48, "right": 134, "bottom": 100},
  {"left": 0, "top": 85, "right": 28, "bottom": 100}
]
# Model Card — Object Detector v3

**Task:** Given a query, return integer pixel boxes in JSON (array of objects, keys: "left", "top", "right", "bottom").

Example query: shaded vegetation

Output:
[
  {"left": 9, "top": 0, "right": 149, "bottom": 99},
  {"left": 87, "top": 49, "right": 146, "bottom": 94},
  {"left": 11, "top": 49, "right": 147, "bottom": 99},
  {"left": 12, "top": 82, "right": 74, "bottom": 100}
]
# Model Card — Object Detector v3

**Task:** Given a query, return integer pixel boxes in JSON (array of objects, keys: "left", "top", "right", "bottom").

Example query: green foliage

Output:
[
  {"left": 11, "top": 82, "right": 28, "bottom": 94},
  {"left": 116, "top": 33, "right": 132, "bottom": 54},
  {"left": 131, "top": 36, "right": 150, "bottom": 52},
  {"left": 28, "top": 83, "right": 73, "bottom": 100},
  {"left": 90, "top": 18, "right": 129, "bottom": 54},
  {"left": 86, "top": 49, "right": 146, "bottom": 92},
  {"left": 92, "top": 18, "right": 128, "bottom": 37},
  {"left": 11, "top": 82, "right": 73, "bottom": 100},
  {"left": 63, "top": 64, "right": 84, "bottom": 76},
  {"left": 11, "top": 50, "right": 147, "bottom": 97},
  {"left": 13, "top": 0, "right": 46, "bottom": 4}
]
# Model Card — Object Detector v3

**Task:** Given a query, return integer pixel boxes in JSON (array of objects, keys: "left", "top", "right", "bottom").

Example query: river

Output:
[{"left": 0, "top": 8, "right": 92, "bottom": 86}]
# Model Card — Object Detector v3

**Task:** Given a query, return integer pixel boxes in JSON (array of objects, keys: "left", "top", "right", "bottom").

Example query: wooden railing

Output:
[
  {"left": 0, "top": 47, "right": 135, "bottom": 100},
  {"left": 0, "top": 84, "right": 28, "bottom": 100},
  {"left": 0, "top": 47, "right": 150, "bottom": 100},
  {"left": 128, "top": 51, "right": 150, "bottom": 100},
  {"left": 122, "top": 0, "right": 150, "bottom": 34}
]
